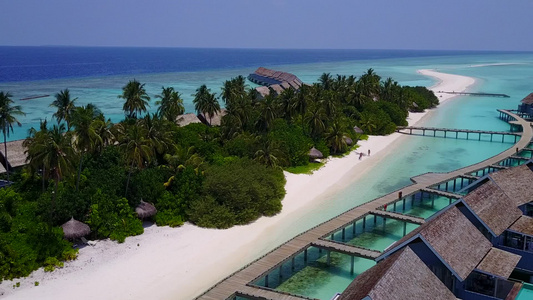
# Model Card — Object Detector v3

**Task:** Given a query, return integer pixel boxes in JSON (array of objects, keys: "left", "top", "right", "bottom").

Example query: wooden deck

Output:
[
  {"left": 396, "top": 126, "right": 521, "bottom": 143},
  {"left": 196, "top": 110, "right": 533, "bottom": 300},
  {"left": 419, "top": 188, "right": 462, "bottom": 199}
]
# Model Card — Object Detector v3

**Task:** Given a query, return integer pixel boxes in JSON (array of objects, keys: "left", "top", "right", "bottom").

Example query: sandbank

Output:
[{"left": 0, "top": 69, "right": 476, "bottom": 300}]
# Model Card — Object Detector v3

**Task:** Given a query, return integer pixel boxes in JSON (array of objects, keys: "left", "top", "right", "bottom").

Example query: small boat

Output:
[{"left": 20, "top": 94, "right": 50, "bottom": 101}]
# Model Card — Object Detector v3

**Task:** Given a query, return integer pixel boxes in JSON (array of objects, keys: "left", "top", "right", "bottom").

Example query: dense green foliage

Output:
[{"left": 0, "top": 69, "right": 437, "bottom": 281}]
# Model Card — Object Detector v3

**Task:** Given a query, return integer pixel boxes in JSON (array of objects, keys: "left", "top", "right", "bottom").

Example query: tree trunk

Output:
[
  {"left": 125, "top": 160, "right": 135, "bottom": 197},
  {"left": 3, "top": 129, "right": 8, "bottom": 182},
  {"left": 76, "top": 153, "right": 83, "bottom": 191},
  {"left": 42, "top": 165, "right": 46, "bottom": 192}
]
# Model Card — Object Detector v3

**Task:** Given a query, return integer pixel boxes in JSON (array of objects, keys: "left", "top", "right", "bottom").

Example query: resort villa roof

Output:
[
  {"left": 176, "top": 113, "right": 202, "bottom": 127},
  {"left": 475, "top": 248, "right": 521, "bottom": 279},
  {"left": 136, "top": 200, "right": 157, "bottom": 219},
  {"left": 381, "top": 206, "right": 492, "bottom": 281},
  {"left": 339, "top": 247, "right": 456, "bottom": 300},
  {"left": 520, "top": 92, "right": 533, "bottom": 105},
  {"left": 0, "top": 139, "right": 27, "bottom": 173},
  {"left": 249, "top": 67, "right": 304, "bottom": 99},
  {"left": 197, "top": 109, "right": 227, "bottom": 126},
  {"left": 508, "top": 215, "right": 533, "bottom": 236},
  {"left": 353, "top": 126, "right": 364, "bottom": 134},
  {"left": 460, "top": 180, "right": 523, "bottom": 236},
  {"left": 488, "top": 163, "right": 533, "bottom": 206}
]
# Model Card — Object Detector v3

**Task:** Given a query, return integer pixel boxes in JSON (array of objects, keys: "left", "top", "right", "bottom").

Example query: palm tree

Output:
[
  {"left": 277, "top": 88, "right": 296, "bottom": 121},
  {"left": 359, "top": 113, "right": 377, "bottom": 134},
  {"left": 319, "top": 73, "right": 333, "bottom": 91},
  {"left": 25, "top": 123, "right": 75, "bottom": 207},
  {"left": 92, "top": 118, "right": 115, "bottom": 155},
  {"left": 139, "top": 114, "right": 173, "bottom": 156},
  {"left": 193, "top": 85, "right": 220, "bottom": 125},
  {"left": 118, "top": 123, "right": 152, "bottom": 197},
  {"left": 0, "top": 91, "right": 25, "bottom": 181},
  {"left": 118, "top": 80, "right": 150, "bottom": 119},
  {"left": 50, "top": 89, "right": 77, "bottom": 130},
  {"left": 254, "top": 138, "right": 285, "bottom": 168},
  {"left": 293, "top": 85, "right": 309, "bottom": 116},
  {"left": 23, "top": 120, "right": 49, "bottom": 191},
  {"left": 255, "top": 92, "right": 278, "bottom": 131},
  {"left": 71, "top": 104, "right": 102, "bottom": 190},
  {"left": 304, "top": 105, "right": 326, "bottom": 138},
  {"left": 324, "top": 122, "right": 347, "bottom": 154},
  {"left": 221, "top": 75, "right": 247, "bottom": 105},
  {"left": 155, "top": 87, "right": 184, "bottom": 122},
  {"left": 359, "top": 68, "right": 381, "bottom": 99}
]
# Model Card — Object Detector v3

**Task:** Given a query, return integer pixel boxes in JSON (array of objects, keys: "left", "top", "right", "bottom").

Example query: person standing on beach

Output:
[
  {"left": 368, "top": 149, "right": 371, "bottom": 156},
  {"left": 359, "top": 152, "right": 363, "bottom": 160}
]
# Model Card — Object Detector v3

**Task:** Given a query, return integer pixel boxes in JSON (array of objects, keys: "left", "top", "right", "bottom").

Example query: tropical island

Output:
[{"left": 0, "top": 68, "right": 439, "bottom": 283}]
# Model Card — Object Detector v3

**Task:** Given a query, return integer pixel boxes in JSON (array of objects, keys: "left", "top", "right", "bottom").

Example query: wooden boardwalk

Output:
[
  {"left": 196, "top": 110, "right": 533, "bottom": 300},
  {"left": 396, "top": 126, "right": 521, "bottom": 143},
  {"left": 369, "top": 210, "right": 425, "bottom": 225},
  {"left": 436, "top": 91, "right": 510, "bottom": 98},
  {"left": 311, "top": 240, "right": 381, "bottom": 259},
  {"left": 419, "top": 188, "right": 462, "bottom": 199}
]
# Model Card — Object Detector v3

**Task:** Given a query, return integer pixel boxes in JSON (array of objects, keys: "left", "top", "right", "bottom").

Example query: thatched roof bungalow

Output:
[
  {"left": 309, "top": 147, "right": 323, "bottom": 159},
  {"left": 197, "top": 109, "right": 227, "bottom": 127},
  {"left": 61, "top": 217, "right": 91, "bottom": 240},
  {"left": 248, "top": 67, "right": 304, "bottom": 95},
  {"left": 518, "top": 93, "right": 533, "bottom": 115},
  {"left": 136, "top": 200, "right": 157, "bottom": 219},
  {"left": 475, "top": 248, "right": 521, "bottom": 279},
  {"left": 0, "top": 139, "right": 27, "bottom": 174},
  {"left": 353, "top": 126, "right": 364, "bottom": 134},
  {"left": 176, "top": 113, "right": 202, "bottom": 127},
  {"left": 339, "top": 247, "right": 456, "bottom": 300}
]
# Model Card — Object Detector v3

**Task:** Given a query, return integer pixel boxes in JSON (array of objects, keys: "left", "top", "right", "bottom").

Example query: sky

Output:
[{"left": 1, "top": 0, "right": 533, "bottom": 51}]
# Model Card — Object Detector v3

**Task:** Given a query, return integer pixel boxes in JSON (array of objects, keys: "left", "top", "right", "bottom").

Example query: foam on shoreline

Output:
[{"left": 0, "top": 69, "right": 476, "bottom": 300}]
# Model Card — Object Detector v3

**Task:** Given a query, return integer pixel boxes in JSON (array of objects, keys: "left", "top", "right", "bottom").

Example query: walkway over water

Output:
[
  {"left": 437, "top": 91, "right": 510, "bottom": 98},
  {"left": 369, "top": 210, "right": 425, "bottom": 225},
  {"left": 396, "top": 126, "right": 521, "bottom": 143},
  {"left": 196, "top": 110, "right": 533, "bottom": 300},
  {"left": 418, "top": 188, "right": 462, "bottom": 199},
  {"left": 311, "top": 240, "right": 381, "bottom": 259}
]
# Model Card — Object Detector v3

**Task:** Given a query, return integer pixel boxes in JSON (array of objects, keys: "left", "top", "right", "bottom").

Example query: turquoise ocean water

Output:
[{"left": 1, "top": 49, "right": 533, "bottom": 298}]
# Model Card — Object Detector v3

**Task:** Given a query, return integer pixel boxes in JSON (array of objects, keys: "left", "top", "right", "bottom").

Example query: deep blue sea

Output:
[{"left": 0, "top": 47, "right": 513, "bottom": 83}]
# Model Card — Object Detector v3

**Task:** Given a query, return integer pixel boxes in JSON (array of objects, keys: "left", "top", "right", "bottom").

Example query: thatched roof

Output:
[
  {"left": 521, "top": 93, "right": 533, "bottom": 105},
  {"left": 0, "top": 139, "right": 27, "bottom": 173},
  {"left": 508, "top": 215, "right": 533, "bottom": 236},
  {"left": 353, "top": 126, "right": 364, "bottom": 134},
  {"left": 176, "top": 113, "right": 202, "bottom": 127},
  {"left": 309, "top": 147, "right": 323, "bottom": 159},
  {"left": 136, "top": 200, "right": 157, "bottom": 219},
  {"left": 461, "top": 181, "right": 522, "bottom": 236},
  {"left": 339, "top": 247, "right": 456, "bottom": 300},
  {"left": 198, "top": 109, "right": 227, "bottom": 126},
  {"left": 476, "top": 248, "right": 521, "bottom": 279},
  {"left": 489, "top": 164, "right": 533, "bottom": 206},
  {"left": 61, "top": 217, "right": 91, "bottom": 239},
  {"left": 343, "top": 136, "right": 353, "bottom": 146},
  {"left": 249, "top": 67, "right": 303, "bottom": 91},
  {"left": 383, "top": 206, "right": 492, "bottom": 281},
  {"left": 269, "top": 84, "right": 284, "bottom": 96}
]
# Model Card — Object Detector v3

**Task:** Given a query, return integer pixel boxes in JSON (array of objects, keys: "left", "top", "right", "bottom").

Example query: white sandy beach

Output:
[{"left": 0, "top": 69, "right": 475, "bottom": 300}]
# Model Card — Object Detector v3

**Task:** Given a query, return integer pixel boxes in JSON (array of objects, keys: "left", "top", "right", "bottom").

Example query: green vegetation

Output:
[
  {"left": 285, "top": 162, "right": 325, "bottom": 174},
  {"left": 0, "top": 69, "right": 437, "bottom": 281}
]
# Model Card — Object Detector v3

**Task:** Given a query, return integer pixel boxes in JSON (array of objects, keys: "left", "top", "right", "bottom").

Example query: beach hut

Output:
[
  {"left": 197, "top": 109, "right": 227, "bottom": 127},
  {"left": 308, "top": 147, "right": 323, "bottom": 160},
  {"left": 0, "top": 140, "right": 27, "bottom": 174},
  {"left": 176, "top": 113, "right": 202, "bottom": 127},
  {"left": 353, "top": 126, "right": 364, "bottom": 134},
  {"left": 343, "top": 136, "right": 353, "bottom": 146},
  {"left": 61, "top": 217, "right": 91, "bottom": 240},
  {"left": 339, "top": 247, "right": 456, "bottom": 300},
  {"left": 136, "top": 200, "right": 157, "bottom": 219},
  {"left": 487, "top": 164, "right": 533, "bottom": 207}
]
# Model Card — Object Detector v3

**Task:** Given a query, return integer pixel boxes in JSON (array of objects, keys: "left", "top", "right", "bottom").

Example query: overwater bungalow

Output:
[
  {"left": 338, "top": 247, "right": 456, "bottom": 300},
  {"left": 377, "top": 206, "right": 521, "bottom": 299},
  {"left": 0, "top": 139, "right": 27, "bottom": 174},
  {"left": 518, "top": 93, "right": 533, "bottom": 117},
  {"left": 248, "top": 67, "right": 304, "bottom": 99},
  {"left": 176, "top": 113, "right": 202, "bottom": 127}
]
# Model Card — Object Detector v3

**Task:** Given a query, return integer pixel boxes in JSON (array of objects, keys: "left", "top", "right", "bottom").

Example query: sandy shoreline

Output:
[{"left": 0, "top": 69, "right": 476, "bottom": 300}]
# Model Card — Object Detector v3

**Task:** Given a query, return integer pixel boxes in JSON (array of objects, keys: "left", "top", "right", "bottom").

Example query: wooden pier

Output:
[
  {"left": 437, "top": 91, "right": 510, "bottom": 98},
  {"left": 396, "top": 126, "right": 521, "bottom": 143},
  {"left": 311, "top": 240, "right": 381, "bottom": 259},
  {"left": 196, "top": 110, "right": 532, "bottom": 300},
  {"left": 369, "top": 210, "right": 425, "bottom": 225}
]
